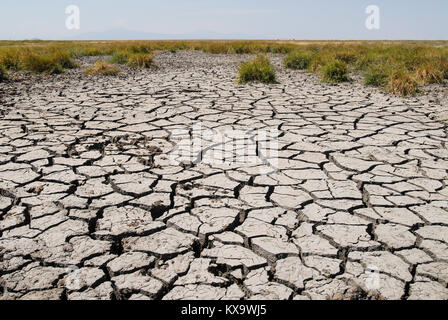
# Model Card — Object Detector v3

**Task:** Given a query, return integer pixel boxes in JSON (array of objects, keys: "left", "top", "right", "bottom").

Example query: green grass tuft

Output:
[
  {"left": 108, "top": 51, "right": 129, "bottom": 65},
  {"left": 283, "top": 51, "right": 314, "bottom": 70},
  {"left": 0, "top": 64, "right": 8, "bottom": 81},
  {"left": 21, "top": 52, "right": 64, "bottom": 74},
  {"left": 51, "top": 51, "right": 78, "bottom": 69},
  {"left": 334, "top": 52, "right": 357, "bottom": 64},
  {"left": 237, "top": 55, "right": 277, "bottom": 84},
  {"left": 129, "top": 45, "right": 151, "bottom": 54},
  {"left": 321, "top": 60, "right": 349, "bottom": 83},
  {"left": 364, "top": 65, "right": 390, "bottom": 87}
]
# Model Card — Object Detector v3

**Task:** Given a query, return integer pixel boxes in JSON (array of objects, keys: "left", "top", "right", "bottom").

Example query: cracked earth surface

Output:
[{"left": 1, "top": 51, "right": 448, "bottom": 300}]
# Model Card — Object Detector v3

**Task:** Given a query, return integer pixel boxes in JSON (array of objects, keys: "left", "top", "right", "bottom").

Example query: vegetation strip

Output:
[{"left": 1, "top": 40, "right": 447, "bottom": 95}]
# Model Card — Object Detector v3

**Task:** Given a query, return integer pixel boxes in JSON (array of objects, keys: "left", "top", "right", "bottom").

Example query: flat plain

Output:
[{"left": 1, "top": 43, "right": 448, "bottom": 300}]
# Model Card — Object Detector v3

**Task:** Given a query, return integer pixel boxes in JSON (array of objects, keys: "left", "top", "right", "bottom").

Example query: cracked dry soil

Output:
[{"left": 0, "top": 51, "right": 448, "bottom": 300}]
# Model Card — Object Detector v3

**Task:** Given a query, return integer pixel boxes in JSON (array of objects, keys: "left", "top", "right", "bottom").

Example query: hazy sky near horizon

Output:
[{"left": 1, "top": 0, "right": 447, "bottom": 40}]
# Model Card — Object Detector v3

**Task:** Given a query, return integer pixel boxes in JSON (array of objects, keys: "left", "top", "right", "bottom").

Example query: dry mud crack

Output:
[{"left": 0, "top": 52, "right": 448, "bottom": 300}]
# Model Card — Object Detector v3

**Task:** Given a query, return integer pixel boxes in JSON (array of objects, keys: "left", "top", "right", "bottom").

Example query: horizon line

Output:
[{"left": 2, "top": 39, "right": 448, "bottom": 42}]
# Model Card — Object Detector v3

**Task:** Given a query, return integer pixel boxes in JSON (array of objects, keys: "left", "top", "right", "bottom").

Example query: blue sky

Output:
[{"left": 1, "top": 0, "right": 447, "bottom": 40}]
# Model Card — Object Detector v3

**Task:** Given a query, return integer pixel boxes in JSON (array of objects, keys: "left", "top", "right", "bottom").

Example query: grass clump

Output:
[
  {"left": 334, "top": 51, "right": 357, "bottom": 64},
  {"left": 321, "top": 60, "right": 349, "bottom": 83},
  {"left": 230, "top": 42, "right": 256, "bottom": 54},
  {"left": 364, "top": 65, "right": 390, "bottom": 87},
  {"left": 387, "top": 69, "right": 419, "bottom": 96},
  {"left": 0, "top": 64, "right": 8, "bottom": 81},
  {"left": 309, "top": 55, "right": 327, "bottom": 72},
  {"left": 20, "top": 50, "right": 77, "bottom": 74},
  {"left": 50, "top": 51, "right": 78, "bottom": 69},
  {"left": 127, "top": 53, "right": 155, "bottom": 68},
  {"left": 128, "top": 45, "right": 151, "bottom": 54},
  {"left": 0, "top": 50, "right": 21, "bottom": 70},
  {"left": 414, "top": 63, "right": 444, "bottom": 85},
  {"left": 21, "top": 52, "right": 64, "bottom": 74},
  {"left": 237, "top": 55, "right": 277, "bottom": 84},
  {"left": 108, "top": 51, "right": 129, "bottom": 65},
  {"left": 283, "top": 51, "right": 314, "bottom": 70},
  {"left": 70, "top": 47, "right": 109, "bottom": 57},
  {"left": 85, "top": 60, "right": 120, "bottom": 76}
]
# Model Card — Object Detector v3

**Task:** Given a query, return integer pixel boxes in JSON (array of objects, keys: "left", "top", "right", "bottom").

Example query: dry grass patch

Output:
[
  {"left": 127, "top": 53, "right": 155, "bottom": 69},
  {"left": 387, "top": 69, "right": 419, "bottom": 96},
  {"left": 415, "top": 63, "right": 444, "bottom": 85},
  {"left": 85, "top": 60, "right": 120, "bottom": 76}
]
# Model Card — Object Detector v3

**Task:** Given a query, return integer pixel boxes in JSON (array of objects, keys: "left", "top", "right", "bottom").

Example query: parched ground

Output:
[{"left": 0, "top": 51, "right": 448, "bottom": 300}]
